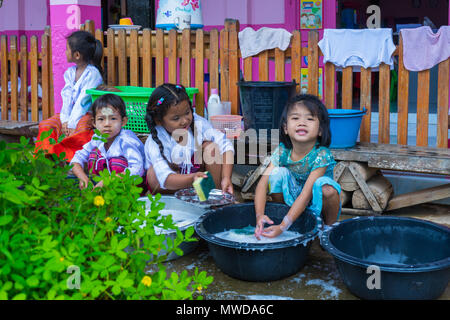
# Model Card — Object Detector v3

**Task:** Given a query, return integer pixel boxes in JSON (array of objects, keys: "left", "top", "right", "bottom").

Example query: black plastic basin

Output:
[
  {"left": 320, "top": 216, "right": 450, "bottom": 300},
  {"left": 195, "top": 203, "right": 318, "bottom": 282}
]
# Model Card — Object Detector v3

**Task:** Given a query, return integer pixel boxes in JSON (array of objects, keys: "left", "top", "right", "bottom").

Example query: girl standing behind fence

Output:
[
  {"left": 144, "top": 83, "right": 234, "bottom": 195},
  {"left": 35, "top": 30, "right": 103, "bottom": 161},
  {"left": 254, "top": 94, "right": 341, "bottom": 240}
]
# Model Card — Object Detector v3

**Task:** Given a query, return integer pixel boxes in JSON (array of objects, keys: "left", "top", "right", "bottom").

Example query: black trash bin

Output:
[{"left": 238, "top": 81, "right": 297, "bottom": 133}]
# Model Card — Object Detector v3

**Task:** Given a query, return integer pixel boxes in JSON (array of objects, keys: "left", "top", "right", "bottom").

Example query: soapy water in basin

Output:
[
  {"left": 214, "top": 225, "right": 302, "bottom": 244},
  {"left": 364, "top": 245, "right": 418, "bottom": 265}
]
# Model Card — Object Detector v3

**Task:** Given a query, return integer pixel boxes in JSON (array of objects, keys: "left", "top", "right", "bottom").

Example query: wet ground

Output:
[{"left": 161, "top": 203, "right": 450, "bottom": 300}]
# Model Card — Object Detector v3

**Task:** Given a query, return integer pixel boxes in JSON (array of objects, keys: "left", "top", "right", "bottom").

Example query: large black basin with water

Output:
[
  {"left": 195, "top": 203, "right": 318, "bottom": 282},
  {"left": 320, "top": 216, "right": 450, "bottom": 300}
]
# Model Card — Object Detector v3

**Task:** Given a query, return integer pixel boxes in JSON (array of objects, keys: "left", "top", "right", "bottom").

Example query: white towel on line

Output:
[
  {"left": 238, "top": 27, "right": 292, "bottom": 59},
  {"left": 318, "top": 28, "right": 396, "bottom": 68}
]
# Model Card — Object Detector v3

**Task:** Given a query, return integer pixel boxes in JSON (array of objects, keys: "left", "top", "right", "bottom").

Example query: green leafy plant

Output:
[{"left": 0, "top": 134, "right": 213, "bottom": 300}]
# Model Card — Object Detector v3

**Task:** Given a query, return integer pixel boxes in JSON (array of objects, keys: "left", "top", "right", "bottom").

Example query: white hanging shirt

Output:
[
  {"left": 144, "top": 113, "right": 235, "bottom": 189},
  {"left": 60, "top": 64, "right": 103, "bottom": 129},
  {"left": 238, "top": 27, "right": 293, "bottom": 59},
  {"left": 71, "top": 129, "right": 145, "bottom": 177},
  {"left": 318, "top": 28, "right": 396, "bottom": 68}
]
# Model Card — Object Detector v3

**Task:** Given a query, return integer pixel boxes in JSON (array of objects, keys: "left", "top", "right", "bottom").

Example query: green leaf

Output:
[
  {"left": 116, "top": 250, "right": 127, "bottom": 259},
  {"left": 117, "top": 238, "right": 130, "bottom": 251},
  {"left": 0, "top": 215, "right": 13, "bottom": 226},
  {"left": 184, "top": 226, "right": 194, "bottom": 239},
  {"left": 26, "top": 276, "right": 39, "bottom": 287},
  {"left": 38, "top": 129, "right": 53, "bottom": 142},
  {"left": 12, "top": 293, "right": 27, "bottom": 300},
  {"left": 111, "top": 285, "right": 121, "bottom": 295},
  {"left": 20, "top": 136, "right": 29, "bottom": 146}
]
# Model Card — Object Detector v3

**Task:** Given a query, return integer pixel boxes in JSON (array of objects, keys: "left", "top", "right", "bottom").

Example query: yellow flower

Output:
[
  {"left": 197, "top": 285, "right": 202, "bottom": 293},
  {"left": 141, "top": 276, "right": 152, "bottom": 287},
  {"left": 60, "top": 257, "right": 64, "bottom": 262},
  {"left": 93, "top": 195, "right": 105, "bottom": 207},
  {"left": 104, "top": 217, "right": 112, "bottom": 223}
]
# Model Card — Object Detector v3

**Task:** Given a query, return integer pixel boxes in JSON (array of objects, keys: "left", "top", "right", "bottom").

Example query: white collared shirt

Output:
[
  {"left": 71, "top": 129, "right": 145, "bottom": 177},
  {"left": 144, "top": 113, "right": 234, "bottom": 189},
  {"left": 60, "top": 64, "right": 103, "bottom": 129}
]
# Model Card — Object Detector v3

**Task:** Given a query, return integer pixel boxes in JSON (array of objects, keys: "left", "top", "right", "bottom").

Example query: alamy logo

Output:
[
  {"left": 67, "top": 265, "right": 81, "bottom": 290},
  {"left": 366, "top": 265, "right": 381, "bottom": 290},
  {"left": 366, "top": 5, "right": 381, "bottom": 29}
]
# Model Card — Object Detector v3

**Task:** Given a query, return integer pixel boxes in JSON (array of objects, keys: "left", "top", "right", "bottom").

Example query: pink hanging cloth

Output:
[{"left": 400, "top": 26, "right": 450, "bottom": 72}]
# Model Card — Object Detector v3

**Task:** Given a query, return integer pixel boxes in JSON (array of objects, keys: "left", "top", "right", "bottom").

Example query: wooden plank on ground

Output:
[
  {"left": 348, "top": 162, "right": 383, "bottom": 212},
  {"left": 241, "top": 155, "right": 271, "bottom": 193},
  {"left": 341, "top": 208, "right": 381, "bottom": 216},
  {"left": 386, "top": 183, "right": 450, "bottom": 211},
  {"left": 330, "top": 142, "right": 450, "bottom": 175},
  {"left": 0, "top": 120, "right": 39, "bottom": 136}
]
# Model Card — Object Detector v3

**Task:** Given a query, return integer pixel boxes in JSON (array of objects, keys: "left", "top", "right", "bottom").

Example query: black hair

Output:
[
  {"left": 67, "top": 30, "right": 103, "bottom": 75},
  {"left": 145, "top": 83, "right": 195, "bottom": 172},
  {"left": 91, "top": 93, "right": 127, "bottom": 120},
  {"left": 279, "top": 94, "right": 332, "bottom": 148}
]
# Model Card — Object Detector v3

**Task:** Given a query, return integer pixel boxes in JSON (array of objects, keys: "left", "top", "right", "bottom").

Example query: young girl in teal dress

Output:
[{"left": 254, "top": 94, "right": 341, "bottom": 239}]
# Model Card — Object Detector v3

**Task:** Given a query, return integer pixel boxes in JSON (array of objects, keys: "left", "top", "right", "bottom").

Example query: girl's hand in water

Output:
[
  {"left": 254, "top": 215, "right": 273, "bottom": 240},
  {"left": 260, "top": 224, "right": 283, "bottom": 238}
]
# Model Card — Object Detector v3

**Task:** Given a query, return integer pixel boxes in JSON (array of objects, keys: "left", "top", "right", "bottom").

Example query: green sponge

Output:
[{"left": 193, "top": 171, "right": 215, "bottom": 201}]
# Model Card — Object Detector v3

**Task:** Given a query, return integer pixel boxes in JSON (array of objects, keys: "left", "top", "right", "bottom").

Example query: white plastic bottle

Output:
[{"left": 207, "top": 88, "right": 222, "bottom": 120}]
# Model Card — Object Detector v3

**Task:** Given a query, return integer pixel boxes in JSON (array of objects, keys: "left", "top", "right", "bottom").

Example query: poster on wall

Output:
[
  {"left": 300, "top": 0, "right": 323, "bottom": 29},
  {"left": 300, "top": 68, "right": 323, "bottom": 99}
]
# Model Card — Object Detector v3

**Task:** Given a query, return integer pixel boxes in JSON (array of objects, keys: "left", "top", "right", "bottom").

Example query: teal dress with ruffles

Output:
[{"left": 268, "top": 143, "right": 341, "bottom": 227}]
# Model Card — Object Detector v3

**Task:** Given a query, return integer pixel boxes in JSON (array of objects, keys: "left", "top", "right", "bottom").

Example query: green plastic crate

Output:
[{"left": 86, "top": 86, "right": 199, "bottom": 133}]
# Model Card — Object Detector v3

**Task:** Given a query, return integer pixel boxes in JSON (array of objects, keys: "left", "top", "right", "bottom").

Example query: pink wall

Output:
[
  {"left": 0, "top": 0, "right": 48, "bottom": 31},
  {"left": 0, "top": 0, "right": 48, "bottom": 46},
  {"left": 50, "top": 1, "right": 102, "bottom": 113}
]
